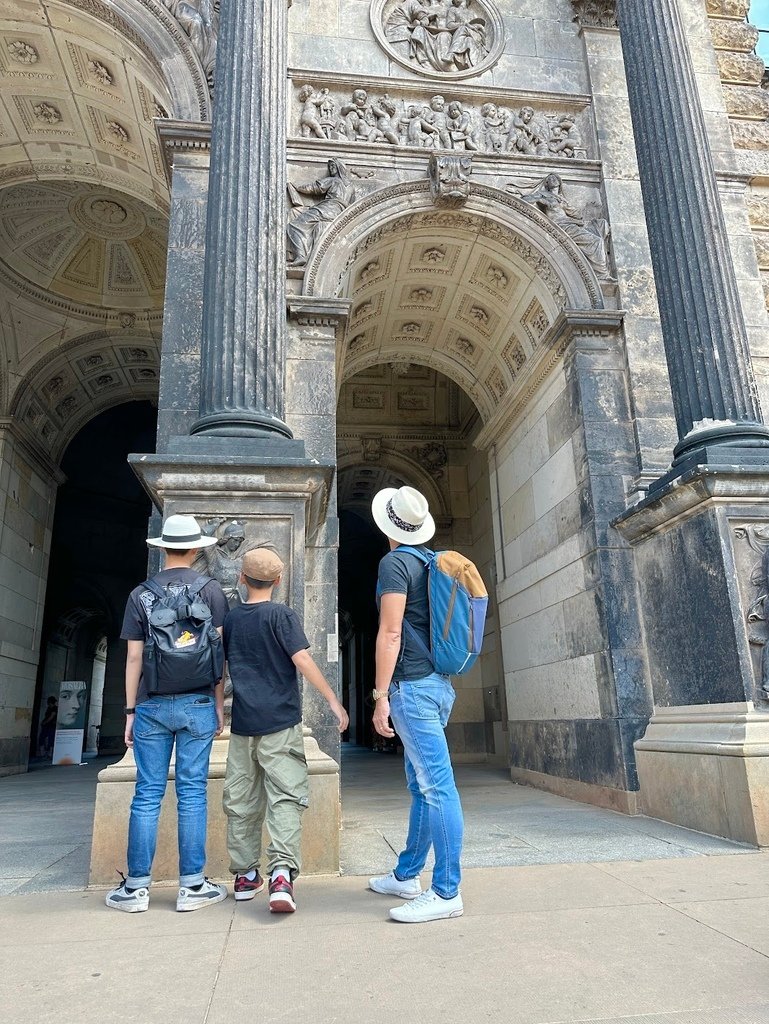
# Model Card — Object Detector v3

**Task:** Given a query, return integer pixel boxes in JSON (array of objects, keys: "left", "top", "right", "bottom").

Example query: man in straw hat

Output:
[
  {"left": 368, "top": 485, "right": 464, "bottom": 923},
  {"left": 106, "top": 514, "right": 229, "bottom": 914}
]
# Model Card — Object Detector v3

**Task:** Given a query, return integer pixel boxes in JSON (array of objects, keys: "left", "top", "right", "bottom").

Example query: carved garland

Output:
[{"left": 570, "top": 1, "right": 617, "bottom": 28}]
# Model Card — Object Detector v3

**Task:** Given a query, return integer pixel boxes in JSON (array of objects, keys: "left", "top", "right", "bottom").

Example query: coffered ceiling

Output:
[{"left": 0, "top": 0, "right": 173, "bottom": 209}]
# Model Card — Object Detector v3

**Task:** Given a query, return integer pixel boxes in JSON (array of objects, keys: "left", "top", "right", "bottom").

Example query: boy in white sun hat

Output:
[
  {"left": 368, "top": 485, "right": 465, "bottom": 923},
  {"left": 106, "top": 514, "right": 229, "bottom": 914}
]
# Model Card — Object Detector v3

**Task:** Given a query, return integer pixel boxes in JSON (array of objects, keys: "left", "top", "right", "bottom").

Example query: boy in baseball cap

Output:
[{"left": 222, "top": 548, "right": 348, "bottom": 913}]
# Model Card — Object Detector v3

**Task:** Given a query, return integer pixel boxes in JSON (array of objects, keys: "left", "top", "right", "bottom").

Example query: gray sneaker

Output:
[
  {"left": 105, "top": 878, "right": 149, "bottom": 913},
  {"left": 368, "top": 871, "right": 422, "bottom": 899},
  {"left": 176, "top": 877, "right": 228, "bottom": 912}
]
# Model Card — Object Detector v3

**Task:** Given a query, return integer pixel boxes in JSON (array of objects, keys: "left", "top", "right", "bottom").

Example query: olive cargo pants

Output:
[{"left": 222, "top": 725, "right": 309, "bottom": 879}]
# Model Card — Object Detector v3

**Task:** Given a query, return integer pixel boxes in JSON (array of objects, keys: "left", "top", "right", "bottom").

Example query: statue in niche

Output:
[
  {"left": 286, "top": 160, "right": 356, "bottom": 267},
  {"left": 511, "top": 174, "right": 612, "bottom": 280},
  {"left": 162, "top": 0, "right": 219, "bottom": 87},
  {"left": 385, "top": 0, "right": 489, "bottom": 74},
  {"left": 200, "top": 518, "right": 247, "bottom": 607}
]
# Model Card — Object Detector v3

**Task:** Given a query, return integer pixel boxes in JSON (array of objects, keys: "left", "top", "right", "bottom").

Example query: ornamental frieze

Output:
[{"left": 292, "top": 81, "right": 589, "bottom": 160}]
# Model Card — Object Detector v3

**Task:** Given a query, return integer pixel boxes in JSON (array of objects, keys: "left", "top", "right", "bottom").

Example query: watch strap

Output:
[{"left": 372, "top": 689, "right": 389, "bottom": 701}]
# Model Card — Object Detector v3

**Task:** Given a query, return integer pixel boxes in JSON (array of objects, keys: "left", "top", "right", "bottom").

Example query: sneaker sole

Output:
[
  {"left": 368, "top": 882, "right": 422, "bottom": 900},
  {"left": 234, "top": 884, "right": 264, "bottom": 901},
  {"left": 105, "top": 899, "right": 148, "bottom": 913},
  {"left": 269, "top": 896, "right": 296, "bottom": 913},
  {"left": 389, "top": 908, "right": 464, "bottom": 923},
  {"left": 176, "top": 891, "right": 228, "bottom": 912}
]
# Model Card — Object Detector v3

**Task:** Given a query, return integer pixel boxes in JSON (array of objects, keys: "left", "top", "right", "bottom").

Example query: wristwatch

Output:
[
  {"left": 372, "top": 689, "right": 389, "bottom": 701},
  {"left": 124, "top": 706, "right": 136, "bottom": 715}
]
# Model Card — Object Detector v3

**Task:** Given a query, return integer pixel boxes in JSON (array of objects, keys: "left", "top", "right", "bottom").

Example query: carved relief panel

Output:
[
  {"left": 291, "top": 78, "right": 590, "bottom": 160},
  {"left": 370, "top": 0, "right": 505, "bottom": 80},
  {"left": 732, "top": 521, "right": 769, "bottom": 701}
]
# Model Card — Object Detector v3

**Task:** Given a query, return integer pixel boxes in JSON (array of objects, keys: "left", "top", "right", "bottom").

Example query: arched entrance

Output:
[
  {"left": 315, "top": 179, "right": 605, "bottom": 765},
  {"left": 306, "top": 178, "right": 628, "bottom": 794},
  {"left": 31, "top": 401, "right": 157, "bottom": 765}
]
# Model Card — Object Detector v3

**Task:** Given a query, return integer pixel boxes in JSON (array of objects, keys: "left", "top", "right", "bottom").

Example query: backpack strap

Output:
[
  {"left": 186, "top": 575, "right": 213, "bottom": 599},
  {"left": 391, "top": 547, "right": 435, "bottom": 666},
  {"left": 142, "top": 578, "right": 166, "bottom": 599},
  {"left": 396, "top": 545, "right": 433, "bottom": 566}
]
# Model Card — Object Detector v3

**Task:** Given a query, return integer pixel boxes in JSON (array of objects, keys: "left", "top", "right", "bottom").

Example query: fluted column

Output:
[
  {"left": 192, "top": 0, "right": 292, "bottom": 439},
  {"left": 615, "top": 0, "right": 769, "bottom": 472}
]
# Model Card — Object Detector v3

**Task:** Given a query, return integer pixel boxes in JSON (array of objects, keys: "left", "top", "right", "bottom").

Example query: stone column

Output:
[
  {"left": 192, "top": 0, "right": 292, "bottom": 440},
  {"left": 613, "top": 0, "right": 769, "bottom": 484}
]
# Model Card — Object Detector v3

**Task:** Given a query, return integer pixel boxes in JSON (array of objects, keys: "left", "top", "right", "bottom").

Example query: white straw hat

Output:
[
  {"left": 371, "top": 486, "right": 435, "bottom": 545},
  {"left": 146, "top": 514, "right": 217, "bottom": 549}
]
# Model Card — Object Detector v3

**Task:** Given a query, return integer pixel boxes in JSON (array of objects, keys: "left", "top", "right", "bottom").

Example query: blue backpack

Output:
[{"left": 397, "top": 546, "right": 489, "bottom": 676}]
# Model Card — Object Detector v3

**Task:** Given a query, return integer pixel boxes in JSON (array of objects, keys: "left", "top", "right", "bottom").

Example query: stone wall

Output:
[{"left": 0, "top": 428, "right": 59, "bottom": 775}]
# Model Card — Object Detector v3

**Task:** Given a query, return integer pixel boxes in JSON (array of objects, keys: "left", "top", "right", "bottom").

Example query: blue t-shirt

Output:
[
  {"left": 224, "top": 601, "right": 310, "bottom": 736},
  {"left": 377, "top": 545, "right": 433, "bottom": 682}
]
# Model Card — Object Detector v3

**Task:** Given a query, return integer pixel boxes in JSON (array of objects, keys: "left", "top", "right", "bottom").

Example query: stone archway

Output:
[{"left": 308, "top": 177, "right": 626, "bottom": 781}]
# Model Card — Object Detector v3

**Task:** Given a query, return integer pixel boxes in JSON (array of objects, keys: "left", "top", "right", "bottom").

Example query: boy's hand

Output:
[
  {"left": 373, "top": 698, "right": 395, "bottom": 739},
  {"left": 330, "top": 698, "right": 349, "bottom": 734},
  {"left": 124, "top": 714, "right": 135, "bottom": 748}
]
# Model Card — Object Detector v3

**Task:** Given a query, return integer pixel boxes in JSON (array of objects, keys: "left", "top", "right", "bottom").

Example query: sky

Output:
[{"left": 753, "top": 0, "right": 769, "bottom": 61}]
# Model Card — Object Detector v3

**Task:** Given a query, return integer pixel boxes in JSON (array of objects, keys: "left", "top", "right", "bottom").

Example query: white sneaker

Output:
[
  {"left": 389, "top": 888, "right": 463, "bottom": 923},
  {"left": 368, "top": 871, "right": 422, "bottom": 900},
  {"left": 105, "top": 879, "right": 149, "bottom": 913},
  {"left": 176, "top": 878, "right": 228, "bottom": 912}
]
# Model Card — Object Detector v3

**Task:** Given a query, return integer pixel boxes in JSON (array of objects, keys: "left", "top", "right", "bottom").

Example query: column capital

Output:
[
  {"left": 571, "top": 1, "right": 617, "bottom": 28},
  {"left": 155, "top": 119, "right": 211, "bottom": 183}
]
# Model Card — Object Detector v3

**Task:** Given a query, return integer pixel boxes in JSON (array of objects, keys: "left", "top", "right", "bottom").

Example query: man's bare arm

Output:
[{"left": 373, "top": 592, "right": 406, "bottom": 738}]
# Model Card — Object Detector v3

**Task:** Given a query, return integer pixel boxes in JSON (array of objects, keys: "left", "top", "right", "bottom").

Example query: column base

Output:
[
  {"left": 88, "top": 728, "right": 341, "bottom": 885},
  {"left": 635, "top": 702, "right": 769, "bottom": 846}
]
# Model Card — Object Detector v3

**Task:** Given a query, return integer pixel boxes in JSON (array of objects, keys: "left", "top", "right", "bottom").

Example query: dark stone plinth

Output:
[
  {"left": 508, "top": 717, "right": 648, "bottom": 792},
  {"left": 614, "top": 466, "right": 769, "bottom": 710},
  {"left": 616, "top": 0, "right": 769, "bottom": 477},
  {"left": 164, "top": 434, "right": 308, "bottom": 464}
]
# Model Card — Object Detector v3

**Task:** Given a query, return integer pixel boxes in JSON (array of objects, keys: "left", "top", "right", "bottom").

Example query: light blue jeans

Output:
[
  {"left": 388, "top": 673, "right": 463, "bottom": 899},
  {"left": 126, "top": 693, "right": 217, "bottom": 888}
]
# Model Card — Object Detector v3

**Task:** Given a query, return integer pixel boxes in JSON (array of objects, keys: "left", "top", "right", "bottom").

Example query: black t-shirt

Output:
[
  {"left": 224, "top": 601, "right": 310, "bottom": 736},
  {"left": 377, "top": 545, "right": 433, "bottom": 682},
  {"left": 120, "top": 568, "right": 229, "bottom": 705}
]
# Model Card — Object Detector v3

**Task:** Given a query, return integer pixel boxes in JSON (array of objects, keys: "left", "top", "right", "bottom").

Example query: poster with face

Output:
[{"left": 52, "top": 680, "right": 87, "bottom": 766}]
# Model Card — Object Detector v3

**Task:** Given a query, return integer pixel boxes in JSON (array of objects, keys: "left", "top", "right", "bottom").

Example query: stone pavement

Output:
[
  {"left": 2, "top": 748, "right": 769, "bottom": 1023},
  {"left": 2, "top": 855, "right": 769, "bottom": 1024}
]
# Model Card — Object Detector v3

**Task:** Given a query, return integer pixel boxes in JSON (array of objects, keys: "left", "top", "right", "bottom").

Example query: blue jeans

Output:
[
  {"left": 388, "top": 673, "right": 463, "bottom": 899},
  {"left": 126, "top": 693, "right": 217, "bottom": 888}
]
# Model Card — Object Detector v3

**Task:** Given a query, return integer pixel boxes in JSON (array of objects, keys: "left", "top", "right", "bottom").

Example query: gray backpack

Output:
[{"left": 141, "top": 576, "right": 224, "bottom": 695}]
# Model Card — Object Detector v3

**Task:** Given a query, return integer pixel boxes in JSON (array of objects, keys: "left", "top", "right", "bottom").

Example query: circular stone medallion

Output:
[
  {"left": 371, "top": 0, "right": 504, "bottom": 81},
  {"left": 69, "top": 191, "right": 146, "bottom": 240}
]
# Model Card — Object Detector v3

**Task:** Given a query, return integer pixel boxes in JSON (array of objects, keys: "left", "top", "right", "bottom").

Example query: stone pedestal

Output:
[
  {"left": 634, "top": 702, "right": 769, "bottom": 846},
  {"left": 89, "top": 726, "right": 340, "bottom": 884},
  {"left": 615, "top": 467, "right": 769, "bottom": 845},
  {"left": 88, "top": 453, "right": 343, "bottom": 882}
]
